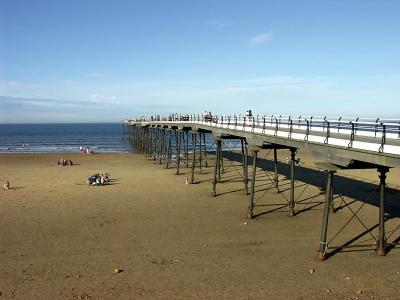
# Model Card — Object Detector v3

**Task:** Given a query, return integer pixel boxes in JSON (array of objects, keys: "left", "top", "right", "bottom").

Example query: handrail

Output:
[{"left": 123, "top": 113, "right": 400, "bottom": 155}]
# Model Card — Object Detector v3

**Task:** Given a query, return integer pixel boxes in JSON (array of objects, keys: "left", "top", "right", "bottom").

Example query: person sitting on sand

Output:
[
  {"left": 57, "top": 158, "right": 73, "bottom": 166},
  {"left": 90, "top": 174, "right": 99, "bottom": 185},
  {"left": 104, "top": 173, "right": 110, "bottom": 183},
  {"left": 3, "top": 181, "right": 10, "bottom": 190}
]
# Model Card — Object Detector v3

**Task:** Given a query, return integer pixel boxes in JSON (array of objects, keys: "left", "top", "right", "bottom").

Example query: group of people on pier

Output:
[
  {"left": 143, "top": 110, "right": 256, "bottom": 123},
  {"left": 202, "top": 111, "right": 213, "bottom": 122}
]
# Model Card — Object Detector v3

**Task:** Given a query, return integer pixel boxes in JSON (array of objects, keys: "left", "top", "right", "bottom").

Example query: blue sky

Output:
[{"left": 0, "top": 0, "right": 399, "bottom": 123}]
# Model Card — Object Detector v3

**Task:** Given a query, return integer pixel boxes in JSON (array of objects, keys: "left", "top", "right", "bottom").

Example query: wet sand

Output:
[{"left": 0, "top": 151, "right": 399, "bottom": 299}]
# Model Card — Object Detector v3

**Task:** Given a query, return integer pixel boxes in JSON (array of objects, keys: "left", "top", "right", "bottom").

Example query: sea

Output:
[{"left": 0, "top": 123, "right": 132, "bottom": 153}]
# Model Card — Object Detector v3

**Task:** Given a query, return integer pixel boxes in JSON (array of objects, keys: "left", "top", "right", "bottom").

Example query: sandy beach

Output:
[{"left": 0, "top": 150, "right": 399, "bottom": 299}]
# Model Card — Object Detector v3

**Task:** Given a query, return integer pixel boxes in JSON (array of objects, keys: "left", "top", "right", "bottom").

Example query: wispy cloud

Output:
[
  {"left": 0, "top": 80, "right": 40, "bottom": 89},
  {"left": 2, "top": 74, "right": 399, "bottom": 121},
  {"left": 0, "top": 95, "right": 85, "bottom": 108},
  {"left": 88, "top": 94, "right": 119, "bottom": 104},
  {"left": 47, "top": 77, "right": 80, "bottom": 84},
  {"left": 249, "top": 32, "right": 273, "bottom": 45},
  {"left": 63, "top": 80, "right": 80, "bottom": 85},
  {"left": 84, "top": 72, "right": 107, "bottom": 78},
  {"left": 206, "top": 20, "right": 231, "bottom": 28}
]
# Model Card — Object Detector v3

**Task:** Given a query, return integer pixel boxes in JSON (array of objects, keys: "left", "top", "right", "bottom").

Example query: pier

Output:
[{"left": 124, "top": 114, "right": 400, "bottom": 260}]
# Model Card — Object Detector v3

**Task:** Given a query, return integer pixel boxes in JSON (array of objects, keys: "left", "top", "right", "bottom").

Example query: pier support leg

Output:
[
  {"left": 185, "top": 131, "right": 189, "bottom": 168},
  {"left": 274, "top": 148, "right": 279, "bottom": 192},
  {"left": 163, "top": 131, "right": 169, "bottom": 166},
  {"left": 190, "top": 133, "right": 196, "bottom": 184},
  {"left": 289, "top": 148, "right": 297, "bottom": 216},
  {"left": 220, "top": 145, "right": 224, "bottom": 174},
  {"left": 143, "top": 128, "right": 148, "bottom": 155},
  {"left": 329, "top": 179, "right": 335, "bottom": 213},
  {"left": 377, "top": 166, "right": 389, "bottom": 256},
  {"left": 159, "top": 130, "right": 164, "bottom": 165},
  {"left": 156, "top": 129, "right": 161, "bottom": 161},
  {"left": 166, "top": 131, "right": 172, "bottom": 169},
  {"left": 247, "top": 148, "right": 259, "bottom": 219},
  {"left": 152, "top": 129, "right": 157, "bottom": 160},
  {"left": 241, "top": 139, "right": 249, "bottom": 194},
  {"left": 175, "top": 131, "right": 181, "bottom": 175},
  {"left": 217, "top": 146, "right": 222, "bottom": 183},
  {"left": 148, "top": 129, "right": 152, "bottom": 156},
  {"left": 318, "top": 170, "right": 335, "bottom": 260},
  {"left": 148, "top": 129, "right": 152, "bottom": 157},
  {"left": 203, "top": 134, "right": 208, "bottom": 167},
  {"left": 141, "top": 128, "right": 145, "bottom": 152},
  {"left": 199, "top": 133, "right": 203, "bottom": 174},
  {"left": 153, "top": 129, "right": 157, "bottom": 160},
  {"left": 212, "top": 139, "right": 221, "bottom": 196}
]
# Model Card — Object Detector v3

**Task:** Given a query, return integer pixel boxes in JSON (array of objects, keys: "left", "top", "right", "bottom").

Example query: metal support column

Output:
[
  {"left": 175, "top": 131, "right": 181, "bottom": 175},
  {"left": 166, "top": 130, "right": 172, "bottom": 169},
  {"left": 220, "top": 144, "right": 224, "bottom": 174},
  {"left": 149, "top": 128, "right": 152, "bottom": 156},
  {"left": 152, "top": 129, "right": 157, "bottom": 160},
  {"left": 241, "top": 139, "right": 249, "bottom": 194},
  {"left": 217, "top": 143, "right": 222, "bottom": 182},
  {"left": 318, "top": 170, "right": 335, "bottom": 260},
  {"left": 190, "top": 133, "right": 196, "bottom": 184},
  {"left": 247, "top": 148, "right": 259, "bottom": 219},
  {"left": 274, "top": 148, "right": 279, "bottom": 192},
  {"left": 199, "top": 132, "right": 203, "bottom": 173},
  {"left": 185, "top": 131, "right": 189, "bottom": 168},
  {"left": 329, "top": 179, "right": 335, "bottom": 213},
  {"left": 156, "top": 129, "right": 160, "bottom": 161},
  {"left": 212, "top": 139, "right": 221, "bottom": 196},
  {"left": 289, "top": 148, "right": 297, "bottom": 216},
  {"left": 159, "top": 130, "right": 164, "bottom": 164},
  {"left": 203, "top": 133, "right": 208, "bottom": 167},
  {"left": 377, "top": 166, "right": 389, "bottom": 256}
]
